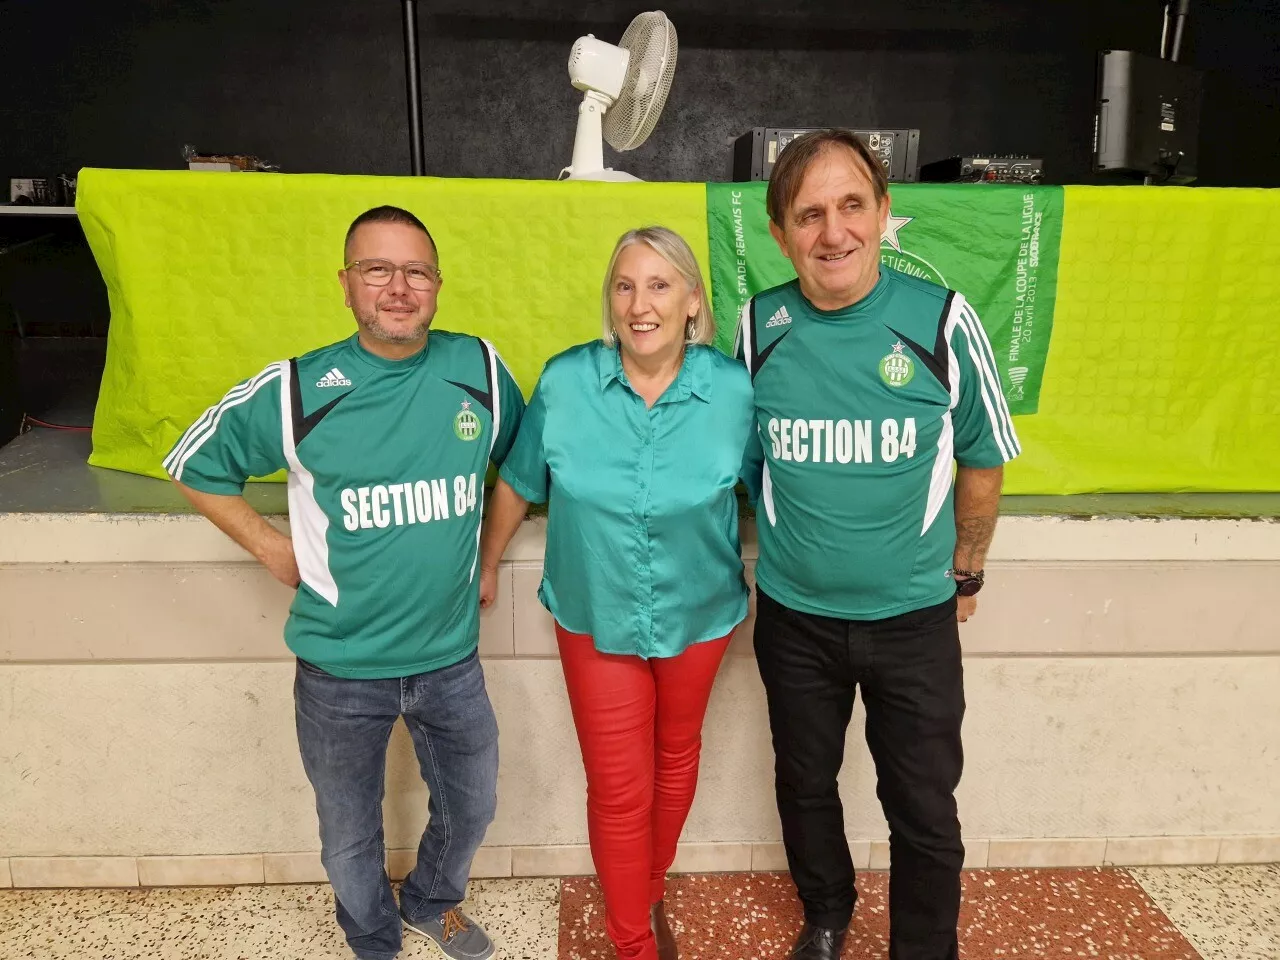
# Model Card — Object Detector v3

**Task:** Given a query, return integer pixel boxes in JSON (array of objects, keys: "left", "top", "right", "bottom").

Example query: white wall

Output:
[{"left": 1, "top": 513, "right": 1277, "bottom": 886}]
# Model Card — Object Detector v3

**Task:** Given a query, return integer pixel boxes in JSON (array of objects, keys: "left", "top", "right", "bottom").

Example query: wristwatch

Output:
[{"left": 951, "top": 568, "right": 985, "bottom": 597}]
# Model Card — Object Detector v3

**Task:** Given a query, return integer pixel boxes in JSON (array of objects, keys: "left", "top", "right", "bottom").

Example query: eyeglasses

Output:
[{"left": 344, "top": 259, "right": 442, "bottom": 290}]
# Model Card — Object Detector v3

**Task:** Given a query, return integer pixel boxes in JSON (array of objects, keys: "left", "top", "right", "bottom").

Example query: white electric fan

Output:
[{"left": 559, "top": 11, "right": 678, "bottom": 181}]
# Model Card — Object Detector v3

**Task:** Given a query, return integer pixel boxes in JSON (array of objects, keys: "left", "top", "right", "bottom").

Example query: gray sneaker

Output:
[{"left": 401, "top": 907, "right": 496, "bottom": 960}]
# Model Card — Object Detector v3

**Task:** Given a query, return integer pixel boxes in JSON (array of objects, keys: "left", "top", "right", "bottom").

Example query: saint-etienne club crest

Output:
[
  {"left": 879, "top": 340, "right": 915, "bottom": 388},
  {"left": 879, "top": 210, "right": 948, "bottom": 288},
  {"left": 453, "top": 400, "right": 481, "bottom": 441}
]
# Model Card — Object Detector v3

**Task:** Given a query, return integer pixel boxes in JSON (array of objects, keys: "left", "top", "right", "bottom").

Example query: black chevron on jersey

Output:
[
  {"left": 445, "top": 340, "right": 495, "bottom": 414},
  {"left": 887, "top": 290, "right": 954, "bottom": 392},
  {"left": 753, "top": 328, "right": 792, "bottom": 381},
  {"left": 290, "top": 358, "right": 352, "bottom": 445}
]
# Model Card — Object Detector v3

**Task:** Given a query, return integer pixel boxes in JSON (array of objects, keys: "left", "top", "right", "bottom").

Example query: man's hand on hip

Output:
[
  {"left": 172, "top": 480, "right": 301, "bottom": 588},
  {"left": 258, "top": 533, "right": 301, "bottom": 588},
  {"left": 957, "top": 595, "right": 977, "bottom": 622}
]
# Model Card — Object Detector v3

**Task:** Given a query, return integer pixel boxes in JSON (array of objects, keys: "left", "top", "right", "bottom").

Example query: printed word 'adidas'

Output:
[
  {"left": 316, "top": 368, "right": 352, "bottom": 388},
  {"left": 765, "top": 306, "right": 792, "bottom": 328}
]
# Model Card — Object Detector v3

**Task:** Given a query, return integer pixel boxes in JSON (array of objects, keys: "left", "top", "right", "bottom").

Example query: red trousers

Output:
[{"left": 556, "top": 623, "right": 733, "bottom": 960}]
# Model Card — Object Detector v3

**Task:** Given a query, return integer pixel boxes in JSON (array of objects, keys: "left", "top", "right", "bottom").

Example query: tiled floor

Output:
[
  {"left": 1, "top": 865, "right": 1276, "bottom": 959},
  {"left": 561, "top": 870, "right": 1204, "bottom": 959},
  {"left": 1131, "top": 863, "right": 1280, "bottom": 960},
  {"left": 0, "top": 879, "right": 560, "bottom": 959}
]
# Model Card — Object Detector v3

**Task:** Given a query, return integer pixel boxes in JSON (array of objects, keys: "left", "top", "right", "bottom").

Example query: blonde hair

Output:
[{"left": 601, "top": 226, "right": 716, "bottom": 347}]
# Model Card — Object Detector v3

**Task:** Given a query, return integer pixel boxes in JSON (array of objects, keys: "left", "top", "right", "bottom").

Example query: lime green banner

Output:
[
  {"left": 1011, "top": 185, "right": 1280, "bottom": 493},
  {"left": 707, "top": 182, "right": 1063, "bottom": 415},
  {"left": 77, "top": 168, "right": 710, "bottom": 481},
  {"left": 78, "top": 171, "right": 1280, "bottom": 493}
]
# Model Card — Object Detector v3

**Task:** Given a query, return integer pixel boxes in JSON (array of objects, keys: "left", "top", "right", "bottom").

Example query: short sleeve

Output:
[
  {"left": 739, "top": 419, "right": 765, "bottom": 505},
  {"left": 732, "top": 298, "right": 753, "bottom": 373},
  {"left": 951, "top": 298, "right": 1021, "bottom": 467},
  {"left": 163, "top": 363, "right": 288, "bottom": 494},
  {"left": 486, "top": 344, "right": 527, "bottom": 466},
  {"left": 497, "top": 376, "right": 549, "bottom": 504}
]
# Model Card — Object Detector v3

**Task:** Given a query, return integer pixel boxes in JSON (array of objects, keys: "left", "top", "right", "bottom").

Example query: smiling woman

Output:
[
  {"left": 609, "top": 243, "right": 696, "bottom": 391},
  {"left": 477, "top": 224, "right": 755, "bottom": 960},
  {"left": 600, "top": 227, "right": 715, "bottom": 348}
]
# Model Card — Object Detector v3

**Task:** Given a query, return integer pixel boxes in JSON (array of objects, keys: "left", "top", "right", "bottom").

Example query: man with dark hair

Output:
[
  {"left": 737, "top": 130, "right": 1019, "bottom": 960},
  {"left": 344, "top": 205, "right": 437, "bottom": 261},
  {"left": 167, "top": 206, "right": 525, "bottom": 960}
]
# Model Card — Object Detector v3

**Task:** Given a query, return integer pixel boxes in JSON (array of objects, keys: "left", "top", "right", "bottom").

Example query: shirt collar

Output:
[
  {"left": 597, "top": 340, "right": 624, "bottom": 389},
  {"left": 682, "top": 345, "right": 714, "bottom": 403},
  {"left": 596, "top": 342, "right": 714, "bottom": 403}
]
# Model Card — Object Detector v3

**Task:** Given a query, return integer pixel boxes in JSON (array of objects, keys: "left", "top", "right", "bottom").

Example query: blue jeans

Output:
[{"left": 294, "top": 649, "right": 499, "bottom": 960}]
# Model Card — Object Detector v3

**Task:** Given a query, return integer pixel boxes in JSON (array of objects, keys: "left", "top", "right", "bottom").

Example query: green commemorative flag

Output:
[{"left": 707, "top": 182, "right": 1063, "bottom": 416}]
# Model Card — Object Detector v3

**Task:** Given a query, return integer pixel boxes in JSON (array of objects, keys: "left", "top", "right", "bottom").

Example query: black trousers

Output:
[{"left": 754, "top": 587, "right": 965, "bottom": 960}]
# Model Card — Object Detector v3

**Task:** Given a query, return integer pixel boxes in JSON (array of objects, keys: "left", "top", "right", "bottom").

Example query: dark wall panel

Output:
[{"left": 2, "top": 0, "right": 1276, "bottom": 187}]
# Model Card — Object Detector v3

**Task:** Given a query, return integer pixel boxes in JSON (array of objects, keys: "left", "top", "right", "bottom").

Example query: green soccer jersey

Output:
[
  {"left": 164, "top": 331, "right": 525, "bottom": 679},
  {"left": 736, "top": 268, "right": 1020, "bottom": 620}
]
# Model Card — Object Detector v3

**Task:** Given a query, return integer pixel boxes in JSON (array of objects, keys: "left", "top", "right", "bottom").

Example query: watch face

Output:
[{"left": 955, "top": 579, "right": 982, "bottom": 597}]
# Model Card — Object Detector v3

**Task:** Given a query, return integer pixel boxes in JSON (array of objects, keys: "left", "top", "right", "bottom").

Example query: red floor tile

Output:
[{"left": 558, "top": 869, "right": 1201, "bottom": 959}]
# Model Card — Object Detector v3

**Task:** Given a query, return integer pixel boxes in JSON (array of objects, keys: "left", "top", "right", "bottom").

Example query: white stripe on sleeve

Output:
[{"left": 169, "top": 364, "right": 285, "bottom": 481}]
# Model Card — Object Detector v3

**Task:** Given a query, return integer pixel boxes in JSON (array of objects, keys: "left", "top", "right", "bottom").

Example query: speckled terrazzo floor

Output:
[
  {"left": 0, "top": 878, "right": 560, "bottom": 959},
  {"left": 1130, "top": 864, "right": 1280, "bottom": 960},
  {"left": 1, "top": 866, "right": 1276, "bottom": 959},
  {"left": 560, "top": 870, "right": 1211, "bottom": 959}
]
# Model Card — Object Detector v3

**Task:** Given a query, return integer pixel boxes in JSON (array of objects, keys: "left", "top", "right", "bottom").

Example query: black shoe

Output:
[
  {"left": 788, "top": 923, "right": 847, "bottom": 959},
  {"left": 650, "top": 900, "right": 678, "bottom": 960}
]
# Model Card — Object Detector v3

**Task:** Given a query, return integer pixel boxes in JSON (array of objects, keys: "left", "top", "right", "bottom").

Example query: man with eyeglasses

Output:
[{"left": 165, "top": 205, "right": 525, "bottom": 960}]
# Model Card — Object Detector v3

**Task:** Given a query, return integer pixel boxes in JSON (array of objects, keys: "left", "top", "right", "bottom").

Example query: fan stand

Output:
[{"left": 560, "top": 91, "right": 641, "bottom": 182}]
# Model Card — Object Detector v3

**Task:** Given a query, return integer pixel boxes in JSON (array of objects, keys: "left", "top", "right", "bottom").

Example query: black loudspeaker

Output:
[{"left": 1094, "top": 49, "right": 1203, "bottom": 184}]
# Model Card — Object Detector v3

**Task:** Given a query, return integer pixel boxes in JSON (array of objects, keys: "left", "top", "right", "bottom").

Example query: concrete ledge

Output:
[
  {"left": 987, "top": 838, "right": 1108, "bottom": 868},
  {"left": 137, "top": 854, "right": 264, "bottom": 887},
  {"left": 870, "top": 840, "right": 991, "bottom": 869},
  {"left": 3, "top": 513, "right": 1279, "bottom": 565},
  {"left": 262, "top": 852, "right": 326, "bottom": 884},
  {"left": 0, "top": 513, "right": 290, "bottom": 564},
  {"left": 3, "top": 659, "right": 1274, "bottom": 864},
  {"left": 5, "top": 835, "right": 1272, "bottom": 888},
  {"left": 1103, "top": 836, "right": 1224, "bottom": 866},
  {"left": 9, "top": 856, "right": 139, "bottom": 889},
  {"left": 1218, "top": 836, "right": 1280, "bottom": 864},
  {"left": 5, "top": 559, "right": 1277, "bottom": 662},
  {"left": 0, "top": 562, "right": 516, "bottom": 661}
]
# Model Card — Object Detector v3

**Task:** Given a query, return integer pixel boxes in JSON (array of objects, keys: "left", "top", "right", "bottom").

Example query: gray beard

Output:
[{"left": 356, "top": 310, "right": 429, "bottom": 344}]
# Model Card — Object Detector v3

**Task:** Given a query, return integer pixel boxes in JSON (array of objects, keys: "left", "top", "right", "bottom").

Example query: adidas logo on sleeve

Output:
[
  {"left": 316, "top": 367, "right": 352, "bottom": 388},
  {"left": 765, "top": 305, "right": 792, "bottom": 328}
]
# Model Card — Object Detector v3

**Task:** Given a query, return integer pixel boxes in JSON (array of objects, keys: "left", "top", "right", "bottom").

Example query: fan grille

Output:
[{"left": 602, "top": 12, "right": 677, "bottom": 152}]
